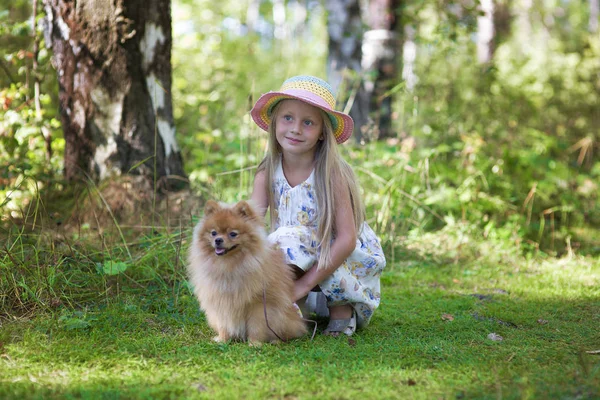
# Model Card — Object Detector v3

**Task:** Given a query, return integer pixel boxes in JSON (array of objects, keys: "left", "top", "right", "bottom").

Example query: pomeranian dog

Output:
[{"left": 187, "top": 200, "right": 307, "bottom": 344}]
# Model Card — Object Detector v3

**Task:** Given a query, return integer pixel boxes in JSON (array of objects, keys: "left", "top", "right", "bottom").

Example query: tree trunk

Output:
[
  {"left": 272, "top": 0, "right": 286, "bottom": 39},
  {"left": 401, "top": 25, "right": 417, "bottom": 92},
  {"left": 362, "top": 0, "right": 400, "bottom": 140},
  {"left": 246, "top": 0, "right": 260, "bottom": 33},
  {"left": 591, "top": 0, "right": 599, "bottom": 33},
  {"left": 43, "top": 0, "right": 186, "bottom": 189},
  {"left": 515, "top": 0, "right": 532, "bottom": 53},
  {"left": 493, "top": 0, "right": 512, "bottom": 49},
  {"left": 477, "top": 0, "right": 495, "bottom": 64},
  {"left": 325, "top": 0, "right": 369, "bottom": 143}
]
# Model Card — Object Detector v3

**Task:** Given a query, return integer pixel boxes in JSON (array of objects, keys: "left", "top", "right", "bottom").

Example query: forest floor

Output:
[
  {"left": 1, "top": 236, "right": 599, "bottom": 399},
  {"left": 1, "top": 182, "right": 599, "bottom": 399}
]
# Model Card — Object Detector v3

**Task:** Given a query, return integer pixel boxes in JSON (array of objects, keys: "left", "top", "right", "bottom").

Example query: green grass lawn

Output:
[{"left": 1, "top": 244, "right": 599, "bottom": 399}]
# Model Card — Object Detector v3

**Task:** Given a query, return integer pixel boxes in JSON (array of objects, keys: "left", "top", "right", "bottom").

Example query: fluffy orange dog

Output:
[{"left": 187, "top": 200, "right": 307, "bottom": 344}]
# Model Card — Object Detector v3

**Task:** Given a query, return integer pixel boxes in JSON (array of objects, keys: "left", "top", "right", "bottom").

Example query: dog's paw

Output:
[{"left": 212, "top": 335, "right": 226, "bottom": 343}]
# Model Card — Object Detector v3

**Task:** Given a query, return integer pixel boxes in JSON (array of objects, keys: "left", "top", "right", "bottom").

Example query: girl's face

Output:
[{"left": 274, "top": 100, "right": 323, "bottom": 158}]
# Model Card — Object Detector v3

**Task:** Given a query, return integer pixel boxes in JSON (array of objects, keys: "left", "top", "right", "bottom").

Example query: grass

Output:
[
  {"left": 1, "top": 223, "right": 599, "bottom": 399},
  {"left": 0, "top": 142, "right": 598, "bottom": 399}
]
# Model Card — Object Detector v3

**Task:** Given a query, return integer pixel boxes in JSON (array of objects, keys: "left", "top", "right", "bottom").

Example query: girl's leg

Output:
[{"left": 328, "top": 304, "right": 353, "bottom": 320}]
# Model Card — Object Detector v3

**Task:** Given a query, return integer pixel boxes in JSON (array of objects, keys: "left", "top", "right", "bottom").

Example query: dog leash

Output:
[
  {"left": 262, "top": 287, "right": 318, "bottom": 341},
  {"left": 304, "top": 317, "right": 318, "bottom": 341}
]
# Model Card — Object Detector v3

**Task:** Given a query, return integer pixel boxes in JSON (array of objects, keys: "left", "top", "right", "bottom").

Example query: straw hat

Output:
[{"left": 250, "top": 75, "right": 354, "bottom": 144}]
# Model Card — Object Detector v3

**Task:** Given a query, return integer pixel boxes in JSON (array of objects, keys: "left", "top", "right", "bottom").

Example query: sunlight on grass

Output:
[{"left": 2, "top": 249, "right": 599, "bottom": 399}]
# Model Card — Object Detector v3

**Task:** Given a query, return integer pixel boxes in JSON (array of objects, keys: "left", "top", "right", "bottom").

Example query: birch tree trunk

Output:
[
  {"left": 43, "top": 0, "right": 186, "bottom": 189},
  {"left": 477, "top": 0, "right": 495, "bottom": 64},
  {"left": 326, "top": 0, "right": 369, "bottom": 142},
  {"left": 246, "top": 0, "right": 260, "bottom": 33},
  {"left": 515, "top": 0, "right": 533, "bottom": 54},
  {"left": 272, "top": 0, "right": 286, "bottom": 39},
  {"left": 591, "top": 0, "right": 599, "bottom": 33},
  {"left": 401, "top": 25, "right": 417, "bottom": 92},
  {"left": 362, "top": 0, "right": 400, "bottom": 140}
]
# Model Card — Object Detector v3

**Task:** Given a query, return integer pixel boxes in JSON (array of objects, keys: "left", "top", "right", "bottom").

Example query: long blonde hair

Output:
[{"left": 256, "top": 101, "right": 365, "bottom": 269}]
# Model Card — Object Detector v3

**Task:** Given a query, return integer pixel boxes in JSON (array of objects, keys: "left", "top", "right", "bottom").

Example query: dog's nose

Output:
[{"left": 215, "top": 238, "right": 223, "bottom": 246}]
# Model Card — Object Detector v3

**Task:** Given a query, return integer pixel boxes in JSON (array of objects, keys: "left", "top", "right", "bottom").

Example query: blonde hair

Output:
[{"left": 256, "top": 101, "right": 365, "bottom": 269}]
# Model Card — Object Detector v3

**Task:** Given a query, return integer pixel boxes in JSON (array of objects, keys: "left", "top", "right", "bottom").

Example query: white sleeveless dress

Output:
[{"left": 267, "top": 158, "right": 386, "bottom": 327}]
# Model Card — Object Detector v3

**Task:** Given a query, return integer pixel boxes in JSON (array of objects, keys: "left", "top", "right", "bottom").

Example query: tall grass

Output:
[{"left": 0, "top": 175, "right": 194, "bottom": 319}]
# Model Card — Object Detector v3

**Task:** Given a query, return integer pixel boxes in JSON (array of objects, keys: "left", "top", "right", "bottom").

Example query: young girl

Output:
[{"left": 250, "top": 75, "right": 386, "bottom": 337}]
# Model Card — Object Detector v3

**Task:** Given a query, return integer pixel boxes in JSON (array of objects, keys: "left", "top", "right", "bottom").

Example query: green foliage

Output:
[
  {"left": 0, "top": 214, "right": 189, "bottom": 318},
  {"left": 382, "top": 2, "right": 600, "bottom": 256},
  {"left": 58, "top": 310, "right": 95, "bottom": 331},
  {"left": 1, "top": 0, "right": 597, "bottom": 257},
  {"left": 0, "top": 0, "right": 62, "bottom": 211},
  {"left": 165, "top": 0, "right": 600, "bottom": 258},
  {"left": 171, "top": 0, "right": 327, "bottom": 198},
  {"left": 100, "top": 261, "right": 129, "bottom": 276}
]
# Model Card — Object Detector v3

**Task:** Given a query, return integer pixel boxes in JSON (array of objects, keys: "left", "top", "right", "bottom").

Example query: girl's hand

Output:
[{"left": 292, "top": 263, "right": 320, "bottom": 302}]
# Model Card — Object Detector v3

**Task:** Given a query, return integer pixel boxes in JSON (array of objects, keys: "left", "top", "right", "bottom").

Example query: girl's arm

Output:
[
  {"left": 293, "top": 182, "right": 357, "bottom": 302},
  {"left": 250, "top": 169, "right": 268, "bottom": 218}
]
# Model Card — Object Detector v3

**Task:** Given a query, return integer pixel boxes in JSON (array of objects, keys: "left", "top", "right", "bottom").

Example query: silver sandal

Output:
[{"left": 323, "top": 309, "right": 357, "bottom": 336}]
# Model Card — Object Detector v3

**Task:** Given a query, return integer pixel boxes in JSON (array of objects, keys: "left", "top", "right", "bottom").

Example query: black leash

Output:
[{"left": 262, "top": 286, "right": 286, "bottom": 342}]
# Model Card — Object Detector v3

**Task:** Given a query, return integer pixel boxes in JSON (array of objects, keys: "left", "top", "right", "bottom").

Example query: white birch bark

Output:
[
  {"left": 477, "top": 0, "right": 495, "bottom": 64},
  {"left": 591, "top": 0, "right": 599, "bottom": 33}
]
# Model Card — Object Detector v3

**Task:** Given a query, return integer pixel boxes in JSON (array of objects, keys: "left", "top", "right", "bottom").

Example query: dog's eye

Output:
[
  {"left": 211, "top": 230, "right": 217, "bottom": 237},
  {"left": 229, "top": 231, "right": 238, "bottom": 238}
]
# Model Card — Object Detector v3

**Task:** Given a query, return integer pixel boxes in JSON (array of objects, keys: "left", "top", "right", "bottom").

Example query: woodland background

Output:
[
  {"left": 0, "top": 0, "right": 600, "bottom": 398},
  {"left": 1, "top": 0, "right": 598, "bottom": 260}
]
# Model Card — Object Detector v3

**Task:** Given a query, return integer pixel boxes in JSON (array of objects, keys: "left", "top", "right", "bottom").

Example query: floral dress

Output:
[{"left": 268, "top": 158, "right": 386, "bottom": 328}]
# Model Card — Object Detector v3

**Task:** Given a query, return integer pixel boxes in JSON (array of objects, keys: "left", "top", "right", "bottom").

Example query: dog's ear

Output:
[
  {"left": 204, "top": 200, "right": 220, "bottom": 217},
  {"left": 233, "top": 200, "right": 257, "bottom": 220}
]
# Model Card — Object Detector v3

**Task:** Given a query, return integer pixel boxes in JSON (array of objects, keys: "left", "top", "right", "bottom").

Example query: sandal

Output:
[{"left": 323, "top": 309, "right": 357, "bottom": 337}]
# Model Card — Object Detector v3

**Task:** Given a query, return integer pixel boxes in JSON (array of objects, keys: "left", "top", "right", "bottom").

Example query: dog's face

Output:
[{"left": 197, "top": 200, "right": 261, "bottom": 257}]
